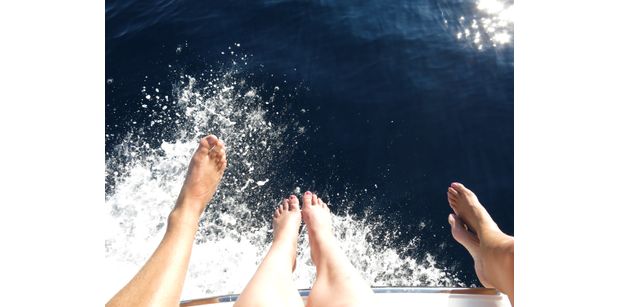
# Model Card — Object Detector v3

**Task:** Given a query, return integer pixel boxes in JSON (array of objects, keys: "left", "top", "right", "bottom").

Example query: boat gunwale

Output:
[{"left": 180, "top": 287, "right": 502, "bottom": 306}]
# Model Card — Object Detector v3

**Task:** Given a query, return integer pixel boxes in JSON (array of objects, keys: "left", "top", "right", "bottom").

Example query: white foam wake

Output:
[{"left": 105, "top": 70, "right": 461, "bottom": 300}]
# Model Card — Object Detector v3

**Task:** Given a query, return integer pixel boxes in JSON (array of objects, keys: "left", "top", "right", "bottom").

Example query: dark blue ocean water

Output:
[{"left": 106, "top": 0, "right": 513, "bottom": 287}]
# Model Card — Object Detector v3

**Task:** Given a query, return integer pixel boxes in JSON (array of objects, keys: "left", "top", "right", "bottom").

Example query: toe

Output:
[
  {"left": 450, "top": 205, "right": 458, "bottom": 216},
  {"left": 275, "top": 208, "right": 281, "bottom": 218},
  {"left": 206, "top": 137, "right": 225, "bottom": 156},
  {"left": 289, "top": 195, "right": 300, "bottom": 210},
  {"left": 210, "top": 144, "right": 225, "bottom": 157},
  {"left": 448, "top": 187, "right": 458, "bottom": 196},
  {"left": 196, "top": 137, "right": 214, "bottom": 156},
  {"left": 447, "top": 191, "right": 457, "bottom": 201},
  {"left": 319, "top": 198, "right": 330, "bottom": 212},
  {"left": 451, "top": 182, "right": 471, "bottom": 195},
  {"left": 448, "top": 196, "right": 458, "bottom": 209},
  {"left": 303, "top": 191, "right": 312, "bottom": 207},
  {"left": 448, "top": 198, "right": 457, "bottom": 207},
  {"left": 311, "top": 193, "right": 318, "bottom": 205},
  {"left": 216, "top": 151, "right": 226, "bottom": 162},
  {"left": 448, "top": 191, "right": 457, "bottom": 198},
  {"left": 205, "top": 135, "right": 218, "bottom": 147},
  {"left": 283, "top": 199, "right": 290, "bottom": 211},
  {"left": 448, "top": 199, "right": 457, "bottom": 211}
]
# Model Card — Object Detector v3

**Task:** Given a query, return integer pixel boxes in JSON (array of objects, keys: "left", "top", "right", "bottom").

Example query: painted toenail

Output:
[{"left": 305, "top": 191, "right": 311, "bottom": 195}]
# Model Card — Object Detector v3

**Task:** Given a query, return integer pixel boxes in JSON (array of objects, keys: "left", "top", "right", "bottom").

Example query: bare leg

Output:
[
  {"left": 107, "top": 135, "right": 227, "bottom": 307},
  {"left": 303, "top": 192, "right": 375, "bottom": 307},
  {"left": 447, "top": 182, "right": 514, "bottom": 305},
  {"left": 234, "top": 195, "right": 305, "bottom": 307}
]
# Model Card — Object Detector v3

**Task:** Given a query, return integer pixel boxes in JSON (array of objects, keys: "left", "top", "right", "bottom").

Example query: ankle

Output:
[
  {"left": 168, "top": 206, "right": 202, "bottom": 231},
  {"left": 272, "top": 237, "right": 297, "bottom": 249},
  {"left": 174, "top": 193, "right": 207, "bottom": 217},
  {"left": 309, "top": 232, "right": 337, "bottom": 252},
  {"left": 308, "top": 225, "right": 333, "bottom": 238}
]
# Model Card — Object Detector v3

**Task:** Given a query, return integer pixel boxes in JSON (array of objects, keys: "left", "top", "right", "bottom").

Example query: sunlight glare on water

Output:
[{"left": 455, "top": 0, "right": 513, "bottom": 50}]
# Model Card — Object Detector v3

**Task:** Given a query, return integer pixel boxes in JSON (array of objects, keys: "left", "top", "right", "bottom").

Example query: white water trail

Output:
[{"left": 105, "top": 71, "right": 461, "bottom": 300}]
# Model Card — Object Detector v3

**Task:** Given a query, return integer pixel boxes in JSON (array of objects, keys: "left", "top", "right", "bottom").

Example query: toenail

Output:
[{"left": 305, "top": 191, "right": 311, "bottom": 195}]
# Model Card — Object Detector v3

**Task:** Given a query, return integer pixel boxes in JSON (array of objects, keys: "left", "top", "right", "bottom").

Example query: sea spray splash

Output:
[{"left": 105, "top": 70, "right": 461, "bottom": 300}]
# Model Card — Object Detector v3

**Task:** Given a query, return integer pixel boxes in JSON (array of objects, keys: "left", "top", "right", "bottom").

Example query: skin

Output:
[
  {"left": 447, "top": 182, "right": 514, "bottom": 306},
  {"left": 235, "top": 191, "right": 375, "bottom": 307},
  {"left": 234, "top": 196, "right": 305, "bottom": 307},
  {"left": 106, "top": 135, "right": 227, "bottom": 307},
  {"left": 109, "top": 139, "right": 505, "bottom": 306},
  {"left": 302, "top": 192, "right": 375, "bottom": 307}
]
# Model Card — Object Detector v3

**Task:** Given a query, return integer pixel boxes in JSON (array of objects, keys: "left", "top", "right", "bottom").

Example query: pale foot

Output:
[
  {"left": 302, "top": 191, "right": 375, "bottom": 307},
  {"left": 234, "top": 195, "right": 303, "bottom": 307},
  {"left": 447, "top": 182, "right": 514, "bottom": 306},
  {"left": 300, "top": 191, "right": 333, "bottom": 266},
  {"left": 273, "top": 195, "right": 302, "bottom": 271},
  {"left": 174, "top": 135, "right": 227, "bottom": 218}
]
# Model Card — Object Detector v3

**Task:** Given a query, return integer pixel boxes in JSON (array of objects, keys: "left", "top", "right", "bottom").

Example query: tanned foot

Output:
[
  {"left": 448, "top": 213, "right": 494, "bottom": 287},
  {"left": 175, "top": 135, "right": 227, "bottom": 218},
  {"left": 300, "top": 191, "right": 333, "bottom": 266},
  {"left": 447, "top": 182, "right": 498, "bottom": 235},
  {"left": 447, "top": 182, "right": 514, "bottom": 305},
  {"left": 273, "top": 195, "right": 302, "bottom": 271}
]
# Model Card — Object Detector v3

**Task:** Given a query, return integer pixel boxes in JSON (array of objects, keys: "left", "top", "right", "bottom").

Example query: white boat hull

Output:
[{"left": 180, "top": 287, "right": 511, "bottom": 306}]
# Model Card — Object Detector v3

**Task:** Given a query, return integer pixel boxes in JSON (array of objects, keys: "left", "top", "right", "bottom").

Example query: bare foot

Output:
[
  {"left": 233, "top": 195, "right": 304, "bottom": 307},
  {"left": 447, "top": 182, "right": 498, "bottom": 235},
  {"left": 175, "top": 135, "right": 227, "bottom": 218},
  {"left": 273, "top": 195, "right": 302, "bottom": 271},
  {"left": 301, "top": 191, "right": 375, "bottom": 307},
  {"left": 300, "top": 192, "right": 333, "bottom": 266},
  {"left": 447, "top": 182, "right": 514, "bottom": 305},
  {"left": 448, "top": 213, "right": 494, "bottom": 287}
]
